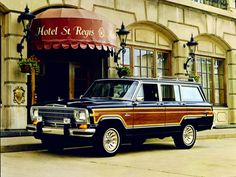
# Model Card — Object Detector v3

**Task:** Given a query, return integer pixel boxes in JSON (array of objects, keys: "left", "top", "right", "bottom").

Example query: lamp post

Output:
[
  {"left": 17, "top": 5, "right": 35, "bottom": 58},
  {"left": 114, "top": 22, "right": 130, "bottom": 63},
  {"left": 183, "top": 34, "right": 198, "bottom": 75},
  {"left": 17, "top": 5, "right": 36, "bottom": 105}
]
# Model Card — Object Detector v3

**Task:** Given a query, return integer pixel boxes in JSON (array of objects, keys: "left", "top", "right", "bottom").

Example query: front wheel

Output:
[
  {"left": 173, "top": 124, "right": 196, "bottom": 149},
  {"left": 42, "top": 138, "right": 64, "bottom": 153},
  {"left": 94, "top": 127, "right": 121, "bottom": 157}
]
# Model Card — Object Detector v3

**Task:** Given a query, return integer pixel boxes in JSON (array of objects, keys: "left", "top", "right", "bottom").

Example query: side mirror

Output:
[{"left": 136, "top": 96, "right": 144, "bottom": 102}]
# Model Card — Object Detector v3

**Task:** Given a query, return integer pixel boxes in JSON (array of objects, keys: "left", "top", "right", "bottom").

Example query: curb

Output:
[
  {"left": 1, "top": 143, "right": 43, "bottom": 153},
  {"left": 197, "top": 132, "right": 236, "bottom": 140}
]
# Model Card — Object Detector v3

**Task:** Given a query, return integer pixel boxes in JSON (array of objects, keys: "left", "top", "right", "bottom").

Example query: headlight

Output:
[
  {"left": 30, "top": 107, "right": 42, "bottom": 122},
  {"left": 30, "top": 107, "right": 38, "bottom": 120},
  {"left": 33, "top": 109, "right": 39, "bottom": 118},
  {"left": 74, "top": 110, "right": 89, "bottom": 123}
]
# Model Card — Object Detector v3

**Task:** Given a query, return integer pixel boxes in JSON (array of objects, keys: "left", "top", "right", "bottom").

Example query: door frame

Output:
[{"left": 69, "top": 63, "right": 79, "bottom": 99}]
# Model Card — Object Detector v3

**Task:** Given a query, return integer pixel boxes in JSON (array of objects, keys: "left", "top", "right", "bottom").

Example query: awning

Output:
[{"left": 30, "top": 8, "right": 116, "bottom": 51}]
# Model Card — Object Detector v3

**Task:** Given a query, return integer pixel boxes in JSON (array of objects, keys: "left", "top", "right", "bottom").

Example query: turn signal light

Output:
[
  {"left": 79, "top": 124, "right": 88, "bottom": 129},
  {"left": 32, "top": 120, "right": 38, "bottom": 125}
]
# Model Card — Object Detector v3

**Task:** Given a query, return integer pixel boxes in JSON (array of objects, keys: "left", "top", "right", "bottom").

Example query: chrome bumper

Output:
[{"left": 27, "top": 124, "right": 96, "bottom": 138}]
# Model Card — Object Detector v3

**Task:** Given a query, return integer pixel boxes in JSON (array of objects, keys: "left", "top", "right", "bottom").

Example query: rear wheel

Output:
[
  {"left": 94, "top": 127, "right": 121, "bottom": 157},
  {"left": 173, "top": 124, "right": 196, "bottom": 149}
]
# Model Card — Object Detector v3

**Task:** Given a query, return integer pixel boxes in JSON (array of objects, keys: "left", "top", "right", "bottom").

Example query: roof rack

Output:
[
  {"left": 123, "top": 76, "right": 196, "bottom": 82},
  {"left": 157, "top": 76, "right": 195, "bottom": 82}
]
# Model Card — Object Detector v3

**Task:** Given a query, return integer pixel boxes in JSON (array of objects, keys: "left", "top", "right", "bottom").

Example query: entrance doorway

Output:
[
  {"left": 37, "top": 61, "right": 69, "bottom": 102},
  {"left": 36, "top": 49, "right": 108, "bottom": 103},
  {"left": 37, "top": 61, "right": 93, "bottom": 102},
  {"left": 69, "top": 63, "right": 90, "bottom": 99}
]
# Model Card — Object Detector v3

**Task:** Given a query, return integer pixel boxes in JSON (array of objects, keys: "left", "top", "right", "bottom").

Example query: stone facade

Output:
[{"left": 0, "top": 0, "right": 236, "bottom": 129}]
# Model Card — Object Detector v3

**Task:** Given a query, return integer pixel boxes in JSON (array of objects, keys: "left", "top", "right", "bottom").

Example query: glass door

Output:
[{"left": 69, "top": 63, "right": 90, "bottom": 99}]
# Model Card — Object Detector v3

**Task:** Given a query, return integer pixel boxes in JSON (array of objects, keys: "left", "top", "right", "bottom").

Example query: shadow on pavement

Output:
[{"left": 40, "top": 141, "right": 177, "bottom": 158}]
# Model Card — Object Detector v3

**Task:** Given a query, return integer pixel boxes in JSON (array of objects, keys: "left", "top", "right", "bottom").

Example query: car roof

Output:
[{"left": 95, "top": 77, "right": 201, "bottom": 86}]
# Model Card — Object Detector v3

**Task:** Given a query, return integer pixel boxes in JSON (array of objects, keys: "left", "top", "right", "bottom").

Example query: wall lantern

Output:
[
  {"left": 183, "top": 34, "right": 198, "bottom": 74},
  {"left": 114, "top": 22, "right": 130, "bottom": 62},
  {"left": 17, "top": 5, "right": 35, "bottom": 58}
]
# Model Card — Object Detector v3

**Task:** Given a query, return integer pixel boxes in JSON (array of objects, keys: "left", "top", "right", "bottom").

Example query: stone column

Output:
[
  {"left": 2, "top": 12, "right": 28, "bottom": 129},
  {"left": 172, "top": 40, "right": 189, "bottom": 77},
  {"left": 0, "top": 19, "right": 3, "bottom": 129},
  {"left": 227, "top": 50, "right": 236, "bottom": 124}
]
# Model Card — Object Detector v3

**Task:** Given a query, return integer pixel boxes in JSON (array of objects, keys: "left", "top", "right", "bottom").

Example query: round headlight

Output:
[
  {"left": 74, "top": 110, "right": 79, "bottom": 119},
  {"left": 79, "top": 112, "right": 86, "bottom": 120},
  {"left": 33, "top": 109, "right": 39, "bottom": 118},
  {"left": 30, "top": 108, "right": 38, "bottom": 120},
  {"left": 74, "top": 110, "right": 88, "bottom": 122}
]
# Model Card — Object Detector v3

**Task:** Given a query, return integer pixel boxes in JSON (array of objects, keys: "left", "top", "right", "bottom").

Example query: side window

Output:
[
  {"left": 137, "top": 84, "right": 158, "bottom": 101},
  {"left": 161, "top": 85, "right": 180, "bottom": 101},
  {"left": 181, "top": 86, "right": 204, "bottom": 102}
]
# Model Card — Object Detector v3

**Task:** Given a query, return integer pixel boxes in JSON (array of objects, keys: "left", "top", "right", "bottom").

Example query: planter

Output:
[
  {"left": 117, "top": 71, "right": 128, "bottom": 78},
  {"left": 20, "top": 65, "right": 31, "bottom": 73}
]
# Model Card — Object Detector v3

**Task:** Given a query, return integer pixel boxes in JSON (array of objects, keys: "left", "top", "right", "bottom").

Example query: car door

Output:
[
  {"left": 133, "top": 83, "right": 165, "bottom": 130},
  {"left": 160, "top": 84, "right": 187, "bottom": 126}
]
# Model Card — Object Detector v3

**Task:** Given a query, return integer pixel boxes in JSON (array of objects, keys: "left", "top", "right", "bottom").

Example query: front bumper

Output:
[{"left": 26, "top": 122, "right": 96, "bottom": 138}]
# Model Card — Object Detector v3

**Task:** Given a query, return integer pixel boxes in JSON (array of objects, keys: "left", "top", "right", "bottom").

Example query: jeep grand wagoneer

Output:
[{"left": 27, "top": 78, "right": 214, "bottom": 156}]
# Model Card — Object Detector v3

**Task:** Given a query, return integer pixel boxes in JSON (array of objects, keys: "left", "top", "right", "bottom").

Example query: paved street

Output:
[{"left": 1, "top": 138, "right": 236, "bottom": 177}]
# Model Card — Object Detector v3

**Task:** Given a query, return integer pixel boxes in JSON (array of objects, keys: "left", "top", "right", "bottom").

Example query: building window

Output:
[
  {"left": 197, "top": 57, "right": 213, "bottom": 102},
  {"left": 214, "top": 59, "right": 225, "bottom": 105},
  {"left": 121, "top": 47, "right": 170, "bottom": 78},
  {"left": 157, "top": 52, "right": 170, "bottom": 77},
  {"left": 195, "top": 56, "right": 225, "bottom": 106},
  {"left": 133, "top": 48, "right": 154, "bottom": 77},
  {"left": 121, "top": 47, "right": 130, "bottom": 66},
  {"left": 192, "top": 0, "right": 228, "bottom": 10}
]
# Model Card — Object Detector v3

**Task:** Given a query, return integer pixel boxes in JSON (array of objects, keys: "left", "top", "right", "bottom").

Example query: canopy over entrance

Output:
[{"left": 30, "top": 8, "right": 116, "bottom": 51}]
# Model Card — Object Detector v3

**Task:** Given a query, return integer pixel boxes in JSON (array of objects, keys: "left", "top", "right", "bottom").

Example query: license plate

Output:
[{"left": 63, "top": 118, "right": 71, "bottom": 124}]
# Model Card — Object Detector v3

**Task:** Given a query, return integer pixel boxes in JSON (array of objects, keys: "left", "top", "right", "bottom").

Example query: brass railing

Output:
[{"left": 193, "top": 0, "right": 228, "bottom": 10}]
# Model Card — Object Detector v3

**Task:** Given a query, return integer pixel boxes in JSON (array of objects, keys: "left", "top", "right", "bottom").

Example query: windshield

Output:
[{"left": 83, "top": 80, "right": 138, "bottom": 100}]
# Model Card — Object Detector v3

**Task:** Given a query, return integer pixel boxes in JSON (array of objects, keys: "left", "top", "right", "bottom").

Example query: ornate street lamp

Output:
[
  {"left": 183, "top": 34, "right": 198, "bottom": 74},
  {"left": 17, "top": 5, "right": 35, "bottom": 58},
  {"left": 17, "top": 5, "right": 36, "bottom": 105},
  {"left": 114, "top": 22, "right": 130, "bottom": 62}
]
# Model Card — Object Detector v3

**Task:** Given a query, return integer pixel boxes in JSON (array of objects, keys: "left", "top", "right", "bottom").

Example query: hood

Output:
[{"left": 37, "top": 97, "right": 131, "bottom": 109}]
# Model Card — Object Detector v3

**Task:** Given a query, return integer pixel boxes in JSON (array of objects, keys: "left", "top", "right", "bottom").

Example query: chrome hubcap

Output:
[
  {"left": 183, "top": 125, "right": 195, "bottom": 145},
  {"left": 103, "top": 128, "right": 120, "bottom": 153}
]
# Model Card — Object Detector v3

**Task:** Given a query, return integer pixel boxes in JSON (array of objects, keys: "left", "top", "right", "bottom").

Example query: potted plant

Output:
[
  {"left": 116, "top": 66, "right": 131, "bottom": 78},
  {"left": 189, "top": 74, "right": 200, "bottom": 82},
  {"left": 18, "top": 55, "right": 40, "bottom": 74}
]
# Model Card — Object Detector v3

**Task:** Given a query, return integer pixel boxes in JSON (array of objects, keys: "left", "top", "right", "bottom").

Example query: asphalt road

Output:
[{"left": 1, "top": 138, "right": 236, "bottom": 177}]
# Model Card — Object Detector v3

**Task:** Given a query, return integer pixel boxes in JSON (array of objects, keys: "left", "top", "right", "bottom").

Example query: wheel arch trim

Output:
[{"left": 95, "top": 115, "right": 129, "bottom": 129}]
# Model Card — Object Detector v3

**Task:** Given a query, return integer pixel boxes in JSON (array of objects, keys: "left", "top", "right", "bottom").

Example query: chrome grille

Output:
[{"left": 37, "top": 107, "right": 75, "bottom": 126}]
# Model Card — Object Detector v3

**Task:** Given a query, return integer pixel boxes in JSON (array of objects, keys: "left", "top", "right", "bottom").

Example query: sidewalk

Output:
[{"left": 1, "top": 127, "right": 236, "bottom": 153}]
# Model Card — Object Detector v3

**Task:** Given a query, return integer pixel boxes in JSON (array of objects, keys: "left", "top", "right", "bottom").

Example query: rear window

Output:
[{"left": 181, "top": 86, "right": 204, "bottom": 102}]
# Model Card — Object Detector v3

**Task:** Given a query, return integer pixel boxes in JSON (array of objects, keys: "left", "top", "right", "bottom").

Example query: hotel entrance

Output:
[
  {"left": 29, "top": 7, "right": 116, "bottom": 104},
  {"left": 36, "top": 49, "right": 108, "bottom": 102}
]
